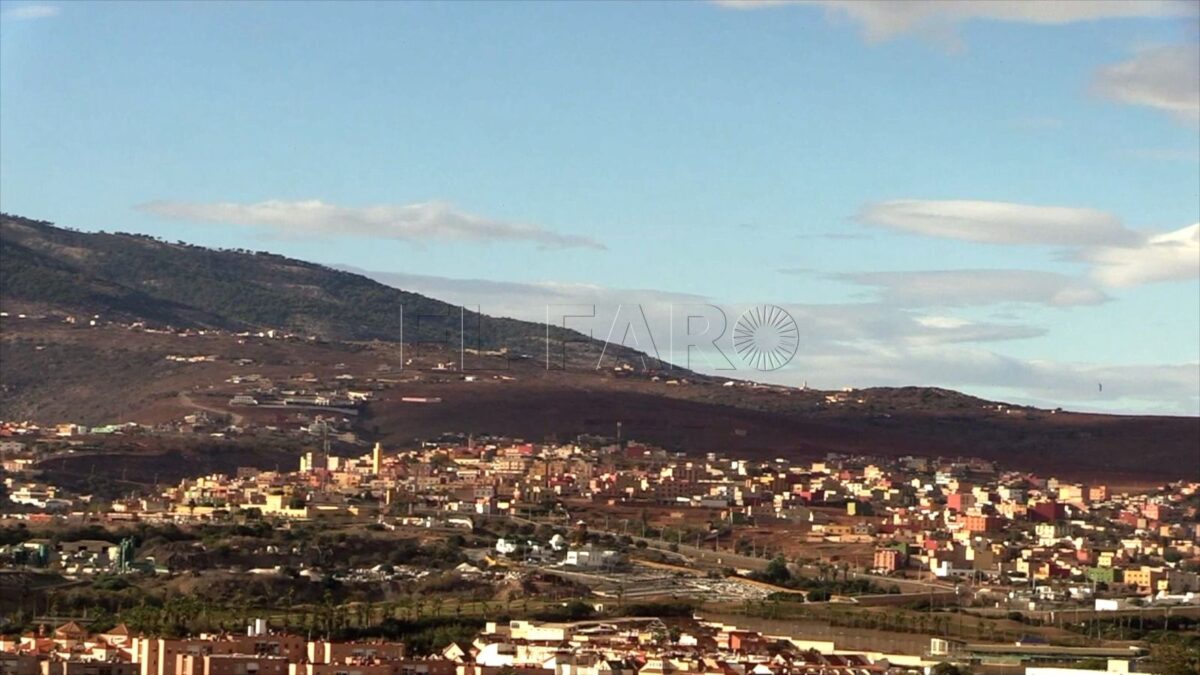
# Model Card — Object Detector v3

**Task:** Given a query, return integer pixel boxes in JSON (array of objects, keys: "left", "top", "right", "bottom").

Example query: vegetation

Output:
[
  {"left": 1061, "top": 614, "right": 1198, "bottom": 641},
  {"left": 1, "top": 214, "right": 613, "bottom": 352},
  {"left": 750, "top": 555, "right": 896, "bottom": 599},
  {"left": 530, "top": 600, "right": 596, "bottom": 622},
  {"left": 929, "top": 665, "right": 971, "bottom": 675},
  {"left": 335, "top": 617, "right": 487, "bottom": 654},
  {"left": 1146, "top": 633, "right": 1200, "bottom": 675}
]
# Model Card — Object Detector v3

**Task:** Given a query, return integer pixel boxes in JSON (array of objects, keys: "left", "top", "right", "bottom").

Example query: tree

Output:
[
  {"left": 806, "top": 588, "right": 830, "bottom": 602},
  {"left": 1148, "top": 638, "right": 1200, "bottom": 675},
  {"left": 763, "top": 555, "right": 792, "bottom": 586},
  {"left": 930, "top": 663, "right": 971, "bottom": 675}
]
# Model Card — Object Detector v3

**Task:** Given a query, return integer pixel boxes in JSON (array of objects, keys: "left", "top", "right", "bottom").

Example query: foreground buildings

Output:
[{"left": 0, "top": 618, "right": 939, "bottom": 675}]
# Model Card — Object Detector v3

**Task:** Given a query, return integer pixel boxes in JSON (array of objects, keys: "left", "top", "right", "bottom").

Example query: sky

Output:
[{"left": 2, "top": 0, "right": 1198, "bottom": 414}]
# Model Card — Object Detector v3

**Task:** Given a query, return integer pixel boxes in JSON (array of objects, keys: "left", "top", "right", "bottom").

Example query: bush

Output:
[{"left": 806, "top": 588, "right": 831, "bottom": 602}]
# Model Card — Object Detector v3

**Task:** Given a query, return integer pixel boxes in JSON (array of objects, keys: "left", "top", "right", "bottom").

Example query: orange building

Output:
[
  {"left": 873, "top": 548, "right": 903, "bottom": 573},
  {"left": 963, "top": 514, "right": 1001, "bottom": 533}
]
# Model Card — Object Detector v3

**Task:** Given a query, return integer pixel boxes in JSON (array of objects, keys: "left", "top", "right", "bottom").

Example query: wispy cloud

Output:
[
  {"left": 1093, "top": 44, "right": 1200, "bottom": 125},
  {"left": 0, "top": 3, "right": 60, "bottom": 20},
  {"left": 137, "top": 199, "right": 605, "bottom": 251},
  {"left": 347, "top": 266, "right": 1198, "bottom": 413},
  {"left": 856, "top": 199, "right": 1198, "bottom": 289},
  {"left": 715, "top": 1, "right": 1196, "bottom": 49},
  {"left": 838, "top": 270, "right": 1110, "bottom": 307},
  {"left": 857, "top": 199, "right": 1138, "bottom": 246}
]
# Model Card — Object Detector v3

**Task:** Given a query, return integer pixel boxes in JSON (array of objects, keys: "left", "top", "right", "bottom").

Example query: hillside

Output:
[
  {"left": 0, "top": 214, "right": 613, "bottom": 354},
  {"left": 2, "top": 214, "right": 1197, "bottom": 481}
]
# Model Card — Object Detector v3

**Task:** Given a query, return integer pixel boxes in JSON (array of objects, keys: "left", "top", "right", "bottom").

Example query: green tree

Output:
[{"left": 763, "top": 555, "right": 791, "bottom": 585}]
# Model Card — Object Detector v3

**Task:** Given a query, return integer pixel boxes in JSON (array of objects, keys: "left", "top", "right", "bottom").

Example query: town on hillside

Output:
[{"left": 3, "top": 423, "right": 1198, "bottom": 675}]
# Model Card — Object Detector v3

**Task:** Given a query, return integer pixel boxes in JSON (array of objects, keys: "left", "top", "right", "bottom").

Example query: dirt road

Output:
[{"left": 178, "top": 391, "right": 245, "bottom": 425}]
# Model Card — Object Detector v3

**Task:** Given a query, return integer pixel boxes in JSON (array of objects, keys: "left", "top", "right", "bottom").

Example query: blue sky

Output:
[{"left": 2, "top": 1, "right": 1198, "bottom": 413}]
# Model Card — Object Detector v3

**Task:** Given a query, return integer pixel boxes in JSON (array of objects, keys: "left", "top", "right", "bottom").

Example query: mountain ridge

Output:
[{"left": 0, "top": 213, "right": 643, "bottom": 361}]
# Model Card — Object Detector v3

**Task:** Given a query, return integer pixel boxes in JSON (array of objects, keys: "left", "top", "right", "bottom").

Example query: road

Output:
[
  {"left": 179, "top": 391, "right": 244, "bottom": 425},
  {"left": 471, "top": 510, "right": 953, "bottom": 597}
]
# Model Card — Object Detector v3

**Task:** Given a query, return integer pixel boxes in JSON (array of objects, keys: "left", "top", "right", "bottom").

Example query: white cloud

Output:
[
  {"left": 715, "top": 1, "right": 1196, "bottom": 48},
  {"left": 915, "top": 315, "right": 969, "bottom": 329},
  {"left": 0, "top": 3, "right": 59, "bottom": 20},
  {"left": 840, "top": 270, "right": 1110, "bottom": 307},
  {"left": 857, "top": 199, "right": 1138, "bottom": 246},
  {"left": 1094, "top": 44, "right": 1200, "bottom": 125},
  {"left": 1086, "top": 222, "right": 1200, "bottom": 286},
  {"left": 137, "top": 199, "right": 605, "bottom": 251}
]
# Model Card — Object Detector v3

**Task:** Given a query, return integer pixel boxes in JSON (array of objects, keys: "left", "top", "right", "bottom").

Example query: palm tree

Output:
[{"left": 283, "top": 590, "right": 295, "bottom": 630}]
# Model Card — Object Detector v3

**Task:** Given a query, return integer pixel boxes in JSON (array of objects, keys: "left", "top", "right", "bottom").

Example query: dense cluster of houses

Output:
[
  {"left": 4, "top": 420, "right": 1198, "bottom": 611},
  {"left": 0, "top": 618, "right": 933, "bottom": 675},
  {"left": 157, "top": 443, "right": 1198, "bottom": 602}
]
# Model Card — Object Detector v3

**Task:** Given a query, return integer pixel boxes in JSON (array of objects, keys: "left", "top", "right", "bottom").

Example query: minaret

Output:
[{"left": 372, "top": 441, "right": 383, "bottom": 475}]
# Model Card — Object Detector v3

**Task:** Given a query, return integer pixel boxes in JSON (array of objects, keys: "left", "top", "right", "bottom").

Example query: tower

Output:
[{"left": 372, "top": 441, "right": 382, "bottom": 475}]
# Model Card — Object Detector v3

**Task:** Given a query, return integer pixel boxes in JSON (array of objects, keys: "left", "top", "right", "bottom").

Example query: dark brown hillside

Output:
[{"left": 2, "top": 321, "right": 1196, "bottom": 481}]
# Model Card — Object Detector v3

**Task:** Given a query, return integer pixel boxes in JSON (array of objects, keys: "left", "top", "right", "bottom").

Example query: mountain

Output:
[
  {"left": 2, "top": 213, "right": 1197, "bottom": 481},
  {"left": 0, "top": 213, "right": 607, "bottom": 354}
]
